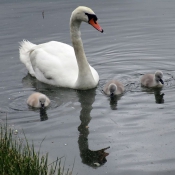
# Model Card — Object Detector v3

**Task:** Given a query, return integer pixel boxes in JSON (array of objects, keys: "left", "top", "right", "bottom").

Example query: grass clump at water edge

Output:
[{"left": 0, "top": 122, "right": 74, "bottom": 175}]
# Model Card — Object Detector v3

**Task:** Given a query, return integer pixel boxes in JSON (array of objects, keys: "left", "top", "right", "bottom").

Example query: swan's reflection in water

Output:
[
  {"left": 77, "top": 89, "right": 110, "bottom": 167},
  {"left": 23, "top": 74, "right": 110, "bottom": 166},
  {"left": 22, "top": 73, "right": 38, "bottom": 89}
]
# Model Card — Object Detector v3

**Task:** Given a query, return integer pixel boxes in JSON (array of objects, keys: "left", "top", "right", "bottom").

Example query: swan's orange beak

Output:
[{"left": 89, "top": 19, "right": 103, "bottom": 33}]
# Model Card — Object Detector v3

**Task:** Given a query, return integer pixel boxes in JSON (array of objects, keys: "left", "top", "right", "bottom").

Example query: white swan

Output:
[
  {"left": 19, "top": 6, "right": 103, "bottom": 90},
  {"left": 140, "top": 70, "right": 164, "bottom": 88},
  {"left": 103, "top": 80, "right": 125, "bottom": 96},
  {"left": 27, "top": 92, "right": 50, "bottom": 108}
]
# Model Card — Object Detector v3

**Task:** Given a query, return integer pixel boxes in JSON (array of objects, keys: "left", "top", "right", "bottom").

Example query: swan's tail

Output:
[{"left": 19, "top": 40, "right": 36, "bottom": 77}]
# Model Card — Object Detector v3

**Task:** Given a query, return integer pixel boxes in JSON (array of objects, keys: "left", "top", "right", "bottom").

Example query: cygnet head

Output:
[
  {"left": 39, "top": 96, "right": 46, "bottom": 108},
  {"left": 109, "top": 83, "right": 117, "bottom": 97},
  {"left": 70, "top": 6, "right": 103, "bottom": 33},
  {"left": 155, "top": 70, "right": 164, "bottom": 85}
]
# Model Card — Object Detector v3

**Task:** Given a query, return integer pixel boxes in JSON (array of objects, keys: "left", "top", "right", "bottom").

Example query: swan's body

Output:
[
  {"left": 27, "top": 92, "right": 50, "bottom": 108},
  {"left": 103, "top": 80, "right": 125, "bottom": 96},
  {"left": 19, "top": 6, "right": 103, "bottom": 90},
  {"left": 141, "top": 70, "right": 164, "bottom": 88}
]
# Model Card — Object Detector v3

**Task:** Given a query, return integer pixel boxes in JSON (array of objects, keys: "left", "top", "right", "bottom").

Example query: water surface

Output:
[{"left": 1, "top": 0, "right": 175, "bottom": 174}]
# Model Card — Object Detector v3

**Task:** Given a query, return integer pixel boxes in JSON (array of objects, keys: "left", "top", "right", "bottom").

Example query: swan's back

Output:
[
  {"left": 20, "top": 40, "right": 79, "bottom": 87},
  {"left": 20, "top": 40, "right": 98, "bottom": 89}
]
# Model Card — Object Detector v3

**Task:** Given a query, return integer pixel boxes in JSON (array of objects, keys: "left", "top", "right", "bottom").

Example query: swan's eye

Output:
[{"left": 85, "top": 13, "right": 98, "bottom": 23}]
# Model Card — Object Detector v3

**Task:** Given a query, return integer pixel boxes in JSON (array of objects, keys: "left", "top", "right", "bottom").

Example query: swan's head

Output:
[
  {"left": 155, "top": 70, "right": 164, "bottom": 85},
  {"left": 39, "top": 96, "right": 46, "bottom": 108},
  {"left": 109, "top": 83, "right": 117, "bottom": 97},
  {"left": 71, "top": 6, "right": 103, "bottom": 33}
]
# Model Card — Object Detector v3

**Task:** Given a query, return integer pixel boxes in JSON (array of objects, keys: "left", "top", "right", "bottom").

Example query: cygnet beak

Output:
[
  {"left": 110, "top": 92, "right": 114, "bottom": 98},
  {"left": 41, "top": 103, "right": 45, "bottom": 108},
  {"left": 159, "top": 78, "right": 164, "bottom": 84}
]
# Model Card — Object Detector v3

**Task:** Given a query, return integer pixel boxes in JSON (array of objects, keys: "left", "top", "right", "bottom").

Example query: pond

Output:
[{"left": 1, "top": 0, "right": 175, "bottom": 174}]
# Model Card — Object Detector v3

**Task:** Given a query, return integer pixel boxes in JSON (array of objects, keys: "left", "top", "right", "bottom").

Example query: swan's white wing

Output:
[{"left": 30, "top": 41, "right": 79, "bottom": 87}]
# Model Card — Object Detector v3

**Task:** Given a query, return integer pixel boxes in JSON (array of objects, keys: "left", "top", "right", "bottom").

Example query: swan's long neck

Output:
[{"left": 70, "top": 18, "right": 96, "bottom": 89}]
